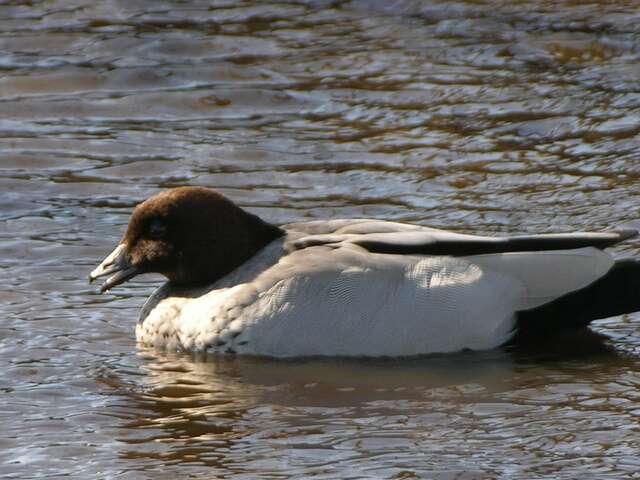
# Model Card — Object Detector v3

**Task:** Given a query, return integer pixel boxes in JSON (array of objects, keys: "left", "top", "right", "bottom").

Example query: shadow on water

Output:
[
  {"left": 118, "top": 329, "right": 634, "bottom": 408},
  {"left": 93, "top": 329, "right": 640, "bottom": 475}
]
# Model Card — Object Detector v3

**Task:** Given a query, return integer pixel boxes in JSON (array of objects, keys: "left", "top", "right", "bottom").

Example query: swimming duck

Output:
[{"left": 90, "top": 186, "right": 640, "bottom": 357}]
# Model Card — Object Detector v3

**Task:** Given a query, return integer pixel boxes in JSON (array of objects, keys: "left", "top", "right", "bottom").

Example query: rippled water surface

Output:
[{"left": 2, "top": 0, "right": 640, "bottom": 478}]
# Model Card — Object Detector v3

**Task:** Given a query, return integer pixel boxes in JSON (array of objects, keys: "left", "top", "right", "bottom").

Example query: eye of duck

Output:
[{"left": 147, "top": 218, "right": 167, "bottom": 240}]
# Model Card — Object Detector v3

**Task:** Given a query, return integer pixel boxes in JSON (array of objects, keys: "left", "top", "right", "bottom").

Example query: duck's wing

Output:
[
  {"left": 207, "top": 243, "right": 524, "bottom": 357},
  {"left": 348, "top": 229, "right": 636, "bottom": 255},
  {"left": 182, "top": 241, "right": 613, "bottom": 357},
  {"left": 286, "top": 219, "right": 637, "bottom": 256}
]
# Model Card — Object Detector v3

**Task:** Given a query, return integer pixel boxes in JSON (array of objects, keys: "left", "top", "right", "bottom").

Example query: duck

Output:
[{"left": 89, "top": 186, "right": 640, "bottom": 358}]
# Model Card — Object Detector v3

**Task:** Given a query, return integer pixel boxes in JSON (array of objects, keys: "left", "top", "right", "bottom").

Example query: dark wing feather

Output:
[
  {"left": 287, "top": 219, "right": 637, "bottom": 256},
  {"left": 352, "top": 229, "right": 638, "bottom": 256}
]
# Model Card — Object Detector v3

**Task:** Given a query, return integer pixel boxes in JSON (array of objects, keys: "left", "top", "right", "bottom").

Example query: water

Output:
[{"left": 2, "top": 0, "right": 640, "bottom": 478}]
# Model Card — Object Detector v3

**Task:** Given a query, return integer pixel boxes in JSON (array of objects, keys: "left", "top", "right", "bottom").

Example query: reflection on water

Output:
[
  {"left": 2, "top": 0, "right": 640, "bottom": 478},
  {"left": 105, "top": 337, "right": 640, "bottom": 478}
]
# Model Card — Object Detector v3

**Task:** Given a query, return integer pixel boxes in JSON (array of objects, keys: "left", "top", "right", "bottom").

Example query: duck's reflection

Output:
[{"left": 107, "top": 329, "right": 632, "bottom": 471}]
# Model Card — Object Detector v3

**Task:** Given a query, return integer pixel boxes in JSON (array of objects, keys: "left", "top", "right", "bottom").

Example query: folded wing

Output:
[{"left": 288, "top": 219, "right": 637, "bottom": 256}]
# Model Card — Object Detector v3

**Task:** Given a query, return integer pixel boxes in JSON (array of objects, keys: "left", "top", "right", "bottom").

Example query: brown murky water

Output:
[{"left": 2, "top": 0, "right": 640, "bottom": 478}]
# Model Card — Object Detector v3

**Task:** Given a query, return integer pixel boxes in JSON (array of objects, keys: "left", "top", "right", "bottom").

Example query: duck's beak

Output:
[{"left": 89, "top": 243, "right": 142, "bottom": 293}]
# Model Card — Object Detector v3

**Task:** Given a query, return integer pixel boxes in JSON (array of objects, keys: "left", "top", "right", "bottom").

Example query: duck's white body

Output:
[{"left": 136, "top": 219, "right": 614, "bottom": 357}]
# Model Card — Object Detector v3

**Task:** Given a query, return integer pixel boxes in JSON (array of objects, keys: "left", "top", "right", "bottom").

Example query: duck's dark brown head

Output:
[{"left": 89, "top": 187, "right": 284, "bottom": 292}]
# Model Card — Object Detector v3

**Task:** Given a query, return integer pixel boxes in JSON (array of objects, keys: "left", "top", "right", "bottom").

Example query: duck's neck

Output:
[{"left": 172, "top": 208, "right": 285, "bottom": 287}]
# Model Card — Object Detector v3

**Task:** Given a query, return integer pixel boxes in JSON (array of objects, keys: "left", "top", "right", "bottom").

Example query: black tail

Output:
[{"left": 513, "top": 258, "right": 640, "bottom": 342}]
